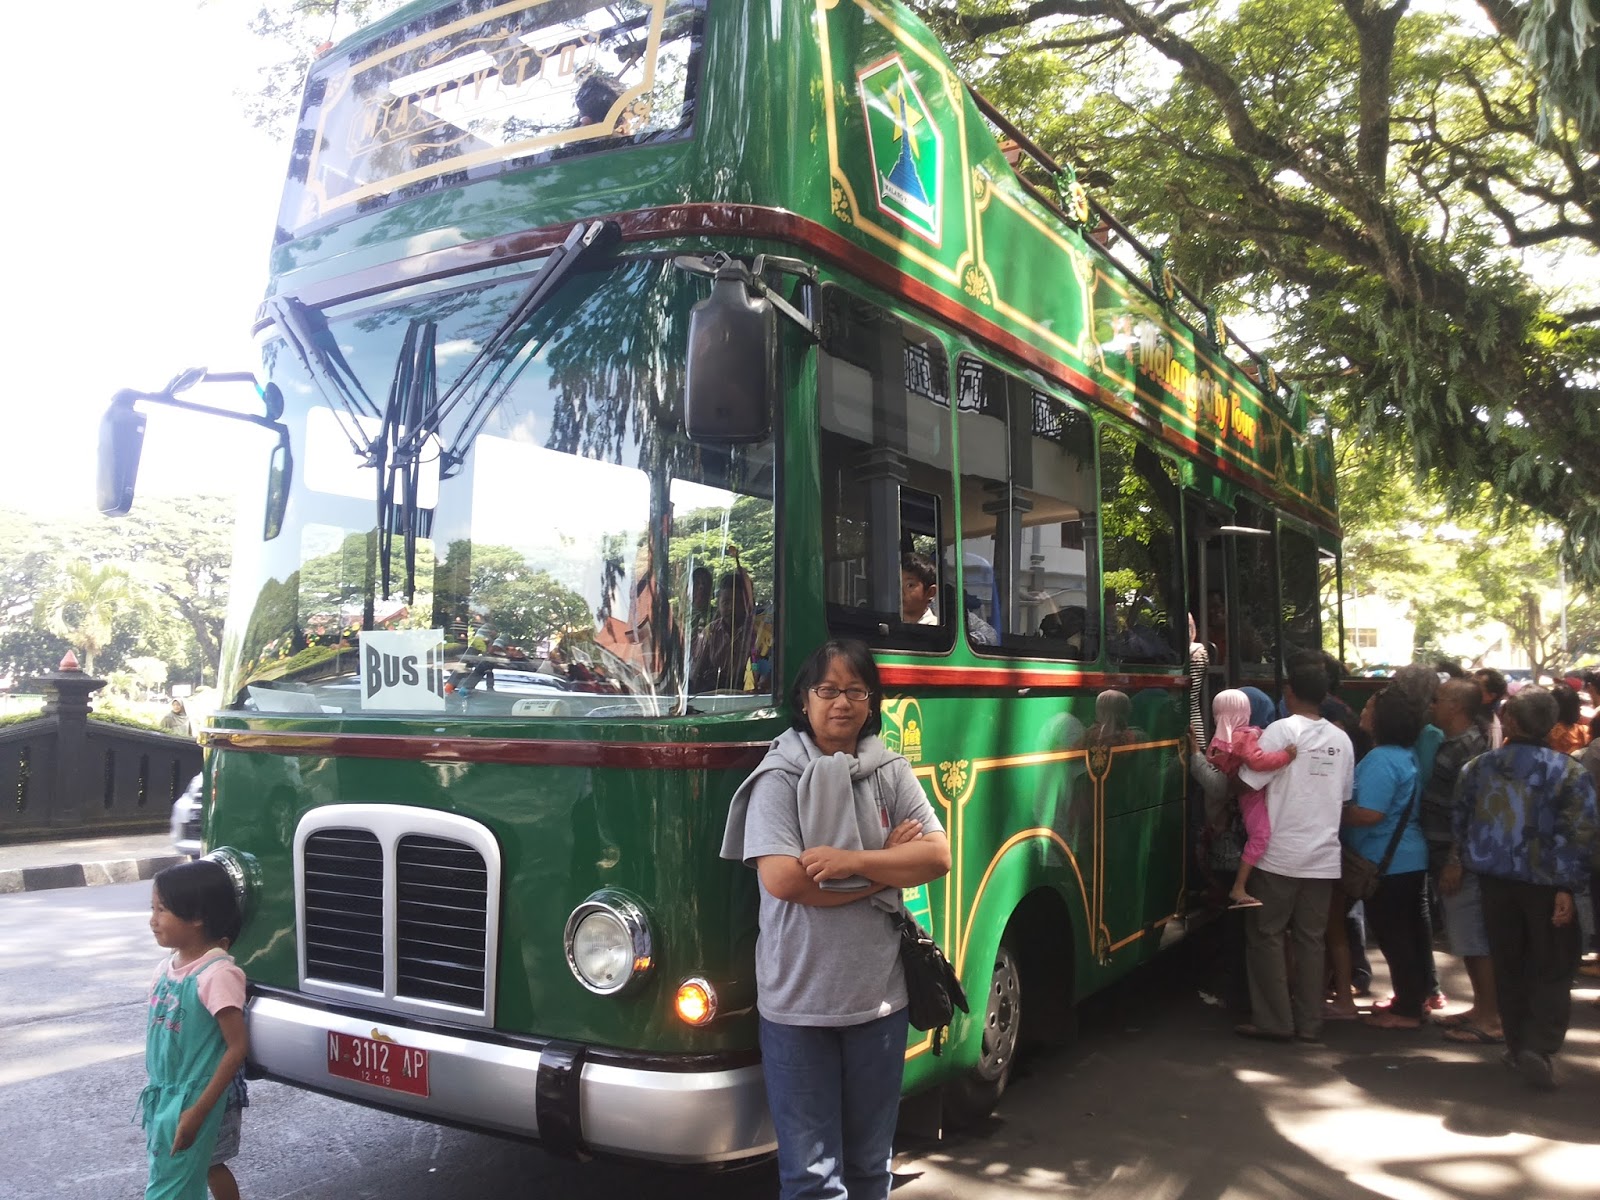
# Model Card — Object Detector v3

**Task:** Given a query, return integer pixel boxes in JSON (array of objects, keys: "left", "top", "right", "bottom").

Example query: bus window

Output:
[
  {"left": 819, "top": 290, "right": 954, "bottom": 649},
  {"left": 1098, "top": 428, "right": 1183, "bottom": 666},
  {"left": 1318, "top": 544, "right": 1343, "bottom": 660},
  {"left": 955, "top": 358, "right": 1098, "bottom": 657},
  {"left": 1279, "top": 523, "right": 1321, "bottom": 663},
  {"left": 1232, "top": 498, "right": 1278, "bottom": 680}
]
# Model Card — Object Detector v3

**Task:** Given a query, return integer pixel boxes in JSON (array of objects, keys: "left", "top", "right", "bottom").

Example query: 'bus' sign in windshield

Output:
[{"left": 280, "top": 0, "right": 703, "bottom": 235}]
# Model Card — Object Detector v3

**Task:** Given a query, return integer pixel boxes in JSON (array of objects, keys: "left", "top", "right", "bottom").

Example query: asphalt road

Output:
[{"left": 3, "top": 882, "right": 1597, "bottom": 1199}]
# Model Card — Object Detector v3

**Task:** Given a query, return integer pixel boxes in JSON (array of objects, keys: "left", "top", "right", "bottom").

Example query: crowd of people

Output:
[{"left": 1191, "top": 654, "right": 1600, "bottom": 1090}]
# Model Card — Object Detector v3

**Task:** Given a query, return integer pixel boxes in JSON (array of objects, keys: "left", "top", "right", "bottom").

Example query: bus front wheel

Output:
[{"left": 944, "top": 941, "right": 1021, "bottom": 1125}]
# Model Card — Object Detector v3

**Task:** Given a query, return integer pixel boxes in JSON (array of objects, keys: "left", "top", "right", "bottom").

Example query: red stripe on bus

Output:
[
  {"left": 876, "top": 664, "right": 1188, "bottom": 690},
  {"left": 202, "top": 730, "right": 769, "bottom": 770}
]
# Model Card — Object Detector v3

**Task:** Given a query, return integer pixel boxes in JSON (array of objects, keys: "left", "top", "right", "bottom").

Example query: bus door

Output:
[{"left": 1183, "top": 493, "right": 1231, "bottom": 736}]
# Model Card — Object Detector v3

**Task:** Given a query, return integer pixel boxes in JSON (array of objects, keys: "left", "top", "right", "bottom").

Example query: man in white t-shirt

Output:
[{"left": 1234, "top": 655, "right": 1354, "bottom": 1042}]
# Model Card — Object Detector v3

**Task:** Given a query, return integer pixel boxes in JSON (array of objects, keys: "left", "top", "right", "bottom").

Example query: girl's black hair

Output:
[
  {"left": 155, "top": 859, "right": 242, "bottom": 946},
  {"left": 1372, "top": 685, "right": 1423, "bottom": 749},
  {"left": 789, "top": 638, "right": 883, "bottom": 740},
  {"left": 1552, "top": 683, "right": 1582, "bottom": 726}
]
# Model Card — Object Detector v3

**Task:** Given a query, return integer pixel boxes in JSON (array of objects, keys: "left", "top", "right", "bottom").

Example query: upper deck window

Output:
[{"left": 279, "top": 0, "right": 704, "bottom": 237}]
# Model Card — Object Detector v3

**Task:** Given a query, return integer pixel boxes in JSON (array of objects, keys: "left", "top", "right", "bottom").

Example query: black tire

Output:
[{"left": 944, "top": 941, "right": 1022, "bottom": 1125}]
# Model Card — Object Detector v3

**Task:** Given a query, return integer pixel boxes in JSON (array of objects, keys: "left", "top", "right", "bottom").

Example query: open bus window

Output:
[
  {"left": 1233, "top": 498, "right": 1278, "bottom": 679},
  {"left": 1098, "top": 428, "right": 1183, "bottom": 666},
  {"left": 224, "top": 259, "right": 775, "bottom": 719},
  {"left": 818, "top": 289, "right": 954, "bottom": 650},
  {"left": 955, "top": 358, "right": 1098, "bottom": 659},
  {"left": 1278, "top": 522, "right": 1322, "bottom": 663}
]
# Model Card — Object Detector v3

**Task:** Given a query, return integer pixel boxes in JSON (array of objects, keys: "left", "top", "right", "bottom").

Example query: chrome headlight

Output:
[
  {"left": 202, "top": 847, "right": 258, "bottom": 912},
  {"left": 563, "top": 890, "right": 653, "bottom": 995}
]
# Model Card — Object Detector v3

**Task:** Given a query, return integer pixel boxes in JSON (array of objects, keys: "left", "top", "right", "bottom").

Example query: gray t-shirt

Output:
[{"left": 739, "top": 757, "right": 943, "bottom": 1026}]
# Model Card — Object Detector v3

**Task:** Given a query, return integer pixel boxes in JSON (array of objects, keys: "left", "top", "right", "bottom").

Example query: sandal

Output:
[
  {"left": 1442, "top": 1024, "right": 1503, "bottom": 1044},
  {"left": 1228, "top": 896, "right": 1264, "bottom": 909}
]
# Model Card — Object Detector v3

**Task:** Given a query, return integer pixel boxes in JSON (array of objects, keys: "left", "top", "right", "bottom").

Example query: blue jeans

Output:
[{"left": 758, "top": 1009, "right": 908, "bottom": 1200}]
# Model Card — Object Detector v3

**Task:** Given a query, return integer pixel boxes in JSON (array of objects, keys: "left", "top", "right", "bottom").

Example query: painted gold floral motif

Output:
[
  {"left": 963, "top": 266, "right": 992, "bottom": 304},
  {"left": 939, "top": 759, "right": 970, "bottom": 796}
]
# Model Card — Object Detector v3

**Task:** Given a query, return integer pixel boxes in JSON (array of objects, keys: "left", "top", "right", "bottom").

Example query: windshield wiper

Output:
[
  {"left": 374, "top": 218, "right": 621, "bottom": 601},
  {"left": 389, "top": 219, "right": 622, "bottom": 476},
  {"left": 376, "top": 318, "right": 437, "bottom": 603},
  {"left": 266, "top": 294, "right": 383, "bottom": 462}
]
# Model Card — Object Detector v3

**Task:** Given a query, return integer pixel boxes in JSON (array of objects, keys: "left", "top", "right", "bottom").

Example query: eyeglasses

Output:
[{"left": 810, "top": 684, "right": 872, "bottom": 703}]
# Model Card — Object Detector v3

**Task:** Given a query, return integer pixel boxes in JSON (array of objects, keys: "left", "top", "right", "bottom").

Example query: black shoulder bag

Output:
[{"left": 892, "top": 909, "right": 969, "bottom": 1055}]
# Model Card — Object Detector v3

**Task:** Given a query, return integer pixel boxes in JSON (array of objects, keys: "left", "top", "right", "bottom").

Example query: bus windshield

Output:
[
  {"left": 280, "top": 0, "right": 705, "bottom": 236},
  {"left": 222, "top": 257, "right": 777, "bottom": 720}
]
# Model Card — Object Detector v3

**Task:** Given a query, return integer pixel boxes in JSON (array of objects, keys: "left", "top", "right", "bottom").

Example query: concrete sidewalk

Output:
[{"left": 0, "top": 832, "right": 184, "bottom": 895}]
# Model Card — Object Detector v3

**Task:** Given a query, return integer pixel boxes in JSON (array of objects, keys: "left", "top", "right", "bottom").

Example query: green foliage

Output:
[
  {"left": 0, "top": 499, "right": 234, "bottom": 685},
  {"left": 918, "top": 0, "right": 1600, "bottom": 582},
  {"left": 1512, "top": 0, "right": 1600, "bottom": 147}
]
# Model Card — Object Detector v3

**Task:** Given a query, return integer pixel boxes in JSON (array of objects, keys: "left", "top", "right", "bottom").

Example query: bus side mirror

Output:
[
  {"left": 683, "top": 271, "right": 776, "bottom": 443},
  {"left": 97, "top": 396, "right": 147, "bottom": 515},
  {"left": 263, "top": 427, "right": 293, "bottom": 541}
]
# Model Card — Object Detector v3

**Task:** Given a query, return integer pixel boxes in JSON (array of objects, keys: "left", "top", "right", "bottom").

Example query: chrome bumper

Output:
[{"left": 247, "top": 994, "right": 775, "bottom": 1163}]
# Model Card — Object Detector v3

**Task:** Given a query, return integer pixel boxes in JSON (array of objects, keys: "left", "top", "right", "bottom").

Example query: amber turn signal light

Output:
[{"left": 675, "top": 977, "right": 717, "bottom": 1026}]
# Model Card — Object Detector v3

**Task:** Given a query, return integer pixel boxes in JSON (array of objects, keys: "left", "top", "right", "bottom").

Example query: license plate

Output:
[{"left": 326, "top": 1031, "right": 430, "bottom": 1097}]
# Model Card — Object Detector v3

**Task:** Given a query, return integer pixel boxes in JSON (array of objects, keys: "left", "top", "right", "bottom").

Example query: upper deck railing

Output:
[{"left": 965, "top": 83, "right": 1304, "bottom": 429}]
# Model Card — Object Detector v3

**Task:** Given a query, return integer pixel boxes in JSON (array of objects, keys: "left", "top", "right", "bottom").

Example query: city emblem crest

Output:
[{"left": 857, "top": 55, "right": 943, "bottom": 245}]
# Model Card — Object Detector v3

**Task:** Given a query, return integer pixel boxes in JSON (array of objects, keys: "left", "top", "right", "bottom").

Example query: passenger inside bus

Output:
[
  {"left": 900, "top": 554, "right": 939, "bottom": 625},
  {"left": 690, "top": 569, "right": 757, "bottom": 691}
]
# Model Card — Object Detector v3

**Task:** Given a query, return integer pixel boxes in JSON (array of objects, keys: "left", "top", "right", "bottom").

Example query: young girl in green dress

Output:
[{"left": 142, "top": 860, "right": 250, "bottom": 1200}]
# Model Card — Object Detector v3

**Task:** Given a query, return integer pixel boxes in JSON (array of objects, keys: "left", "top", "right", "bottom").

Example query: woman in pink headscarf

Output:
[{"left": 1207, "top": 689, "right": 1297, "bottom": 908}]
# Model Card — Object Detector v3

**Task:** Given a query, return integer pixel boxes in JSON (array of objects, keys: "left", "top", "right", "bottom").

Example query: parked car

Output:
[{"left": 170, "top": 773, "right": 203, "bottom": 858}]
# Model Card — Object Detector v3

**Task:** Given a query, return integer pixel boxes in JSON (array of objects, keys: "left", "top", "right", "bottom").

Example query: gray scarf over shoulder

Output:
[{"left": 721, "top": 728, "right": 902, "bottom": 909}]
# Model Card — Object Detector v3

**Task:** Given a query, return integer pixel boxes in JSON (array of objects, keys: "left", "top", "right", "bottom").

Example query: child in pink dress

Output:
[{"left": 1207, "top": 689, "right": 1297, "bottom": 908}]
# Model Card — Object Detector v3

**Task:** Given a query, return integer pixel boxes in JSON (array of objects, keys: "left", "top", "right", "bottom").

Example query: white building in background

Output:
[
  {"left": 1341, "top": 593, "right": 1416, "bottom": 671},
  {"left": 1340, "top": 592, "right": 1528, "bottom": 673}
]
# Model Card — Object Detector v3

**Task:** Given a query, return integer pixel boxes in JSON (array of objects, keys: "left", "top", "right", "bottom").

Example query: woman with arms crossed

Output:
[{"left": 722, "top": 638, "right": 952, "bottom": 1200}]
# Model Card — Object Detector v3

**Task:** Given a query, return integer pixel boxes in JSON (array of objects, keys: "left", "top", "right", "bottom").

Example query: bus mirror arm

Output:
[
  {"left": 96, "top": 374, "right": 293, "bottom": 526},
  {"left": 676, "top": 252, "right": 816, "bottom": 445},
  {"left": 673, "top": 252, "right": 818, "bottom": 340}
]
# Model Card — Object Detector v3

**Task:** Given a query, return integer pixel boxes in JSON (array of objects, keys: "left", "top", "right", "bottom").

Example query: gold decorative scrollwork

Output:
[
  {"left": 831, "top": 178, "right": 853, "bottom": 224},
  {"left": 962, "top": 266, "right": 992, "bottom": 305}
]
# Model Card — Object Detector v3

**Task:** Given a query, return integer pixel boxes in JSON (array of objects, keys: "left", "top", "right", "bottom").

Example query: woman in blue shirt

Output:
[{"left": 1344, "top": 686, "right": 1430, "bottom": 1030}]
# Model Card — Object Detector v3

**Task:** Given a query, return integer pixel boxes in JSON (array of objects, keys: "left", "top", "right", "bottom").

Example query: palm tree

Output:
[{"left": 42, "top": 561, "right": 135, "bottom": 675}]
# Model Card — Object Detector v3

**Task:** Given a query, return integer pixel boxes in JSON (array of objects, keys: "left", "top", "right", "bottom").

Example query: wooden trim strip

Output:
[{"left": 202, "top": 729, "right": 769, "bottom": 770}]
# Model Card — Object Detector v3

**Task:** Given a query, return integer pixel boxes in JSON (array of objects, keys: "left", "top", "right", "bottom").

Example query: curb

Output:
[{"left": 0, "top": 854, "right": 187, "bottom": 896}]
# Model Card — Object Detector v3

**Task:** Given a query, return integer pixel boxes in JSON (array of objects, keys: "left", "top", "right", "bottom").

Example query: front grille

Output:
[
  {"left": 395, "top": 835, "right": 489, "bottom": 1009},
  {"left": 296, "top": 811, "right": 498, "bottom": 1021},
  {"left": 302, "top": 829, "right": 384, "bottom": 991}
]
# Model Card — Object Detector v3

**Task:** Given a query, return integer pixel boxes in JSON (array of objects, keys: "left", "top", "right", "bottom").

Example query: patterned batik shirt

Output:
[{"left": 1451, "top": 740, "right": 1599, "bottom": 889}]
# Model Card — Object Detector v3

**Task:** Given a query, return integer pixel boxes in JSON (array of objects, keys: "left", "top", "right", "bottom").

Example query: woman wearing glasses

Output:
[{"left": 721, "top": 638, "right": 951, "bottom": 1200}]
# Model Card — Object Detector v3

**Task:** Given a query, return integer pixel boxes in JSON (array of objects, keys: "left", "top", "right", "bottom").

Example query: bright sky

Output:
[{"left": 4, "top": 2, "right": 294, "bottom": 519}]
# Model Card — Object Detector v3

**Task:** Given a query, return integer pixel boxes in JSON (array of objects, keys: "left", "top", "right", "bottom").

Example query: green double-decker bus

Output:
[{"left": 101, "top": 0, "right": 1343, "bottom": 1165}]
